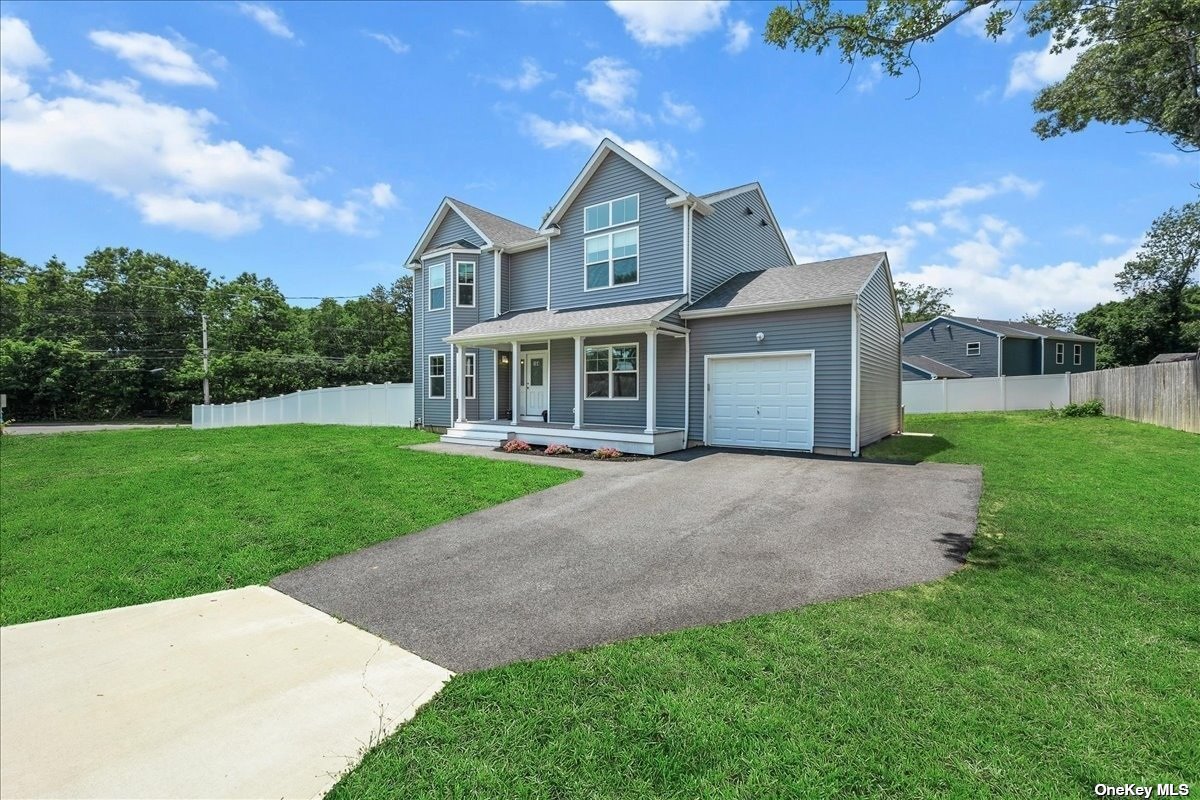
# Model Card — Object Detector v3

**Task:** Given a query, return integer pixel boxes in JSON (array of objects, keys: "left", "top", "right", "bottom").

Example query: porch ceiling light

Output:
[{"left": 500, "top": 354, "right": 510, "bottom": 365}]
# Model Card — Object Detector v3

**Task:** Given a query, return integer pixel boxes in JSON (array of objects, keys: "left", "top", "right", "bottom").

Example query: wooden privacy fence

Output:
[
  {"left": 192, "top": 382, "right": 414, "bottom": 430},
  {"left": 1070, "top": 360, "right": 1198, "bottom": 434}
]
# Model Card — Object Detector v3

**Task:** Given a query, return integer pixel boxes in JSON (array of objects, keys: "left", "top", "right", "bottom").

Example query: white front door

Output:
[
  {"left": 707, "top": 353, "right": 814, "bottom": 451},
  {"left": 521, "top": 354, "right": 548, "bottom": 419}
]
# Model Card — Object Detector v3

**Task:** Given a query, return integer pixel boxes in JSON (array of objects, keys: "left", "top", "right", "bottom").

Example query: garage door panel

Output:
[{"left": 708, "top": 354, "right": 814, "bottom": 451}]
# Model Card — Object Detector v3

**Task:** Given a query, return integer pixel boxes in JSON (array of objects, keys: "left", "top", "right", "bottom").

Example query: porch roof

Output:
[{"left": 446, "top": 296, "right": 685, "bottom": 344}]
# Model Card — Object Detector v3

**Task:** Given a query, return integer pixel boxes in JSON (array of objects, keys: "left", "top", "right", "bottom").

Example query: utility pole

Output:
[{"left": 201, "top": 313, "right": 210, "bottom": 405}]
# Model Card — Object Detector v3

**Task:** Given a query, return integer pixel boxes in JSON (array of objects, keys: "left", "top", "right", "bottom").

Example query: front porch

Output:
[{"left": 442, "top": 419, "right": 686, "bottom": 456}]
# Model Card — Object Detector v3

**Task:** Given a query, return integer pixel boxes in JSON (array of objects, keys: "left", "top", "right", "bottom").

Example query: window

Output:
[
  {"left": 428, "top": 354, "right": 446, "bottom": 398},
  {"left": 584, "top": 194, "right": 638, "bottom": 233},
  {"left": 464, "top": 353, "right": 476, "bottom": 398},
  {"left": 966, "top": 342, "right": 981, "bottom": 357},
  {"left": 428, "top": 263, "right": 446, "bottom": 311},
  {"left": 455, "top": 261, "right": 475, "bottom": 307},
  {"left": 585, "top": 344, "right": 638, "bottom": 399},
  {"left": 1056, "top": 342, "right": 1065, "bottom": 364},
  {"left": 584, "top": 228, "right": 639, "bottom": 290},
  {"left": 1073, "top": 344, "right": 1082, "bottom": 366}
]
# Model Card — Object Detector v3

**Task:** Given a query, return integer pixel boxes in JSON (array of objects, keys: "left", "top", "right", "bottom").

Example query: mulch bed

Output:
[{"left": 492, "top": 444, "right": 648, "bottom": 462}]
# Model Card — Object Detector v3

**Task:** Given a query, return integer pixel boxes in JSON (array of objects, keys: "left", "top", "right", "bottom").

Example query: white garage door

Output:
[{"left": 707, "top": 353, "right": 814, "bottom": 451}]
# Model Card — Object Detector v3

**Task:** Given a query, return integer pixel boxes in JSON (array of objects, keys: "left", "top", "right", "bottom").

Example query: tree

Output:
[
  {"left": 894, "top": 281, "right": 953, "bottom": 323},
  {"left": 764, "top": 0, "right": 1200, "bottom": 151},
  {"left": 1020, "top": 309, "right": 1076, "bottom": 331}
]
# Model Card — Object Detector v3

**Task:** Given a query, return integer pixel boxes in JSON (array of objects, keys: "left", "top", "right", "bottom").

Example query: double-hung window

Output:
[
  {"left": 428, "top": 354, "right": 446, "bottom": 398},
  {"left": 585, "top": 228, "right": 639, "bottom": 290},
  {"left": 1056, "top": 342, "right": 1065, "bottom": 364},
  {"left": 1073, "top": 344, "right": 1082, "bottom": 366},
  {"left": 464, "top": 353, "right": 476, "bottom": 398},
  {"left": 966, "top": 342, "right": 981, "bottom": 357},
  {"left": 585, "top": 344, "right": 638, "bottom": 399},
  {"left": 584, "top": 194, "right": 638, "bottom": 233},
  {"left": 457, "top": 261, "right": 475, "bottom": 307},
  {"left": 428, "top": 263, "right": 446, "bottom": 311}
]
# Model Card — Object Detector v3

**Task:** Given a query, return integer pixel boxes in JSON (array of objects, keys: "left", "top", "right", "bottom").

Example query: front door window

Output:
[{"left": 522, "top": 354, "right": 548, "bottom": 417}]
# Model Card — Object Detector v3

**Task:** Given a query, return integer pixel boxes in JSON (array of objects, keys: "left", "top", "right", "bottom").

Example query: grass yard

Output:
[
  {"left": 0, "top": 426, "right": 577, "bottom": 625},
  {"left": 332, "top": 413, "right": 1199, "bottom": 798}
]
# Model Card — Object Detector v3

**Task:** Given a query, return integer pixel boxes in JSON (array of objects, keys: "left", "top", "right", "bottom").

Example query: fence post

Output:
[
  {"left": 941, "top": 378, "right": 948, "bottom": 412},
  {"left": 1000, "top": 375, "right": 1007, "bottom": 411},
  {"left": 317, "top": 387, "right": 324, "bottom": 424},
  {"left": 1065, "top": 372, "right": 1072, "bottom": 404}
]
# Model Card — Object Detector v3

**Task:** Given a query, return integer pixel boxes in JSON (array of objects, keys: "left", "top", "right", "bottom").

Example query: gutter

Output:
[{"left": 680, "top": 294, "right": 857, "bottom": 320}]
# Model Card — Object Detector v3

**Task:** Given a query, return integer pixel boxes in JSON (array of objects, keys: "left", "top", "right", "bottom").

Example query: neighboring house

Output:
[
  {"left": 902, "top": 355, "right": 972, "bottom": 381},
  {"left": 902, "top": 316, "right": 1098, "bottom": 381},
  {"left": 408, "top": 139, "right": 902, "bottom": 456},
  {"left": 1149, "top": 352, "right": 1198, "bottom": 364}
]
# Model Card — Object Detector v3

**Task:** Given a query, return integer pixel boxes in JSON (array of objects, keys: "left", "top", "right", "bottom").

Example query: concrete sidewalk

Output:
[{"left": 0, "top": 587, "right": 451, "bottom": 799}]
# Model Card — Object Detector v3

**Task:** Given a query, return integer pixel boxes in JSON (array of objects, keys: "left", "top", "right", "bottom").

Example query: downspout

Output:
[
  {"left": 1039, "top": 335, "right": 1045, "bottom": 374},
  {"left": 418, "top": 264, "right": 424, "bottom": 427},
  {"left": 683, "top": 328, "right": 691, "bottom": 447},
  {"left": 850, "top": 300, "right": 860, "bottom": 457},
  {"left": 494, "top": 249, "right": 502, "bottom": 318},
  {"left": 682, "top": 200, "right": 692, "bottom": 303},
  {"left": 546, "top": 239, "right": 552, "bottom": 310},
  {"left": 997, "top": 334, "right": 1004, "bottom": 377}
]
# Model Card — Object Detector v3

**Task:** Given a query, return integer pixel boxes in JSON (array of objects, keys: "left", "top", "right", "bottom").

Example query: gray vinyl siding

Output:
[
  {"left": 688, "top": 306, "right": 853, "bottom": 451},
  {"left": 418, "top": 258, "right": 453, "bottom": 427},
  {"left": 856, "top": 265, "right": 901, "bottom": 448},
  {"left": 508, "top": 246, "right": 548, "bottom": 312},
  {"left": 1002, "top": 337, "right": 1039, "bottom": 376},
  {"left": 903, "top": 363, "right": 932, "bottom": 381},
  {"left": 655, "top": 334, "right": 686, "bottom": 429},
  {"left": 462, "top": 347, "right": 494, "bottom": 421},
  {"left": 548, "top": 339, "right": 575, "bottom": 425},
  {"left": 430, "top": 209, "right": 485, "bottom": 250},
  {"left": 550, "top": 152, "right": 684, "bottom": 310},
  {"left": 451, "top": 252, "right": 492, "bottom": 334},
  {"left": 1043, "top": 339, "right": 1096, "bottom": 374},
  {"left": 903, "top": 320, "right": 999, "bottom": 378},
  {"left": 691, "top": 189, "right": 791, "bottom": 302}
]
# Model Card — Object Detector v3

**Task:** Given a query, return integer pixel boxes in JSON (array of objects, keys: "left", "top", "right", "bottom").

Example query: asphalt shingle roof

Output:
[
  {"left": 448, "top": 198, "right": 538, "bottom": 247},
  {"left": 683, "top": 253, "right": 885, "bottom": 314},
  {"left": 448, "top": 296, "right": 683, "bottom": 342},
  {"left": 903, "top": 355, "right": 972, "bottom": 379},
  {"left": 905, "top": 315, "right": 1098, "bottom": 342}
]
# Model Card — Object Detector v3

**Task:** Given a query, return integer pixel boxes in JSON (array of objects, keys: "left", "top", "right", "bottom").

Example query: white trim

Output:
[
  {"left": 664, "top": 194, "right": 713, "bottom": 216},
  {"left": 492, "top": 350, "right": 499, "bottom": 420},
  {"left": 702, "top": 350, "right": 817, "bottom": 453},
  {"left": 966, "top": 342, "right": 981, "bottom": 357},
  {"left": 464, "top": 352, "right": 476, "bottom": 399},
  {"left": 1056, "top": 342, "right": 1065, "bottom": 364},
  {"left": 1073, "top": 343, "right": 1082, "bottom": 366},
  {"left": 493, "top": 251, "right": 502, "bottom": 318},
  {"left": 418, "top": 245, "right": 481, "bottom": 262},
  {"left": 449, "top": 322, "right": 666, "bottom": 347},
  {"left": 405, "top": 198, "right": 493, "bottom": 266},
  {"left": 680, "top": 295, "right": 856, "bottom": 319},
  {"left": 547, "top": 235, "right": 552, "bottom": 310},
  {"left": 455, "top": 347, "right": 466, "bottom": 423},
  {"left": 428, "top": 353, "right": 447, "bottom": 399},
  {"left": 583, "top": 193, "right": 639, "bottom": 234},
  {"left": 456, "top": 260, "right": 477, "bottom": 308},
  {"left": 583, "top": 226, "right": 640, "bottom": 292},
  {"left": 644, "top": 332, "right": 657, "bottom": 434},
  {"left": 427, "top": 262, "right": 447, "bottom": 311},
  {"left": 539, "top": 139, "right": 689, "bottom": 233},
  {"left": 584, "top": 342, "right": 640, "bottom": 401},
  {"left": 487, "top": 234, "right": 553, "bottom": 254},
  {"left": 510, "top": 341, "right": 520, "bottom": 425},
  {"left": 998, "top": 335, "right": 1004, "bottom": 377},
  {"left": 682, "top": 201, "right": 692, "bottom": 303},
  {"left": 903, "top": 315, "right": 1005, "bottom": 342},
  {"left": 573, "top": 335, "right": 583, "bottom": 430},
  {"left": 682, "top": 330, "right": 690, "bottom": 443},
  {"left": 850, "top": 301, "right": 860, "bottom": 456}
]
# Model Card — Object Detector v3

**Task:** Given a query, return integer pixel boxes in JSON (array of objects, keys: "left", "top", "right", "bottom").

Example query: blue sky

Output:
[{"left": 1, "top": 0, "right": 1195, "bottom": 316}]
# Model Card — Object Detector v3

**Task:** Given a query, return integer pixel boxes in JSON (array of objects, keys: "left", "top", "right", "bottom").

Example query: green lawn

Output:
[
  {"left": 0, "top": 426, "right": 577, "bottom": 625},
  {"left": 332, "top": 413, "right": 1199, "bottom": 798}
]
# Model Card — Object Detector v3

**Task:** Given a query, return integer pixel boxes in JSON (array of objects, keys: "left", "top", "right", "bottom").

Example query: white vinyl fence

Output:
[
  {"left": 192, "top": 383, "right": 414, "bottom": 430},
  {"left": 903, "top": 374, "right": 1070, "bottom": 414}
]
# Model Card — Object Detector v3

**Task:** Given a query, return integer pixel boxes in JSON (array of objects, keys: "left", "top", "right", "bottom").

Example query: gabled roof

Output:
[
  {"left": 697, "top": 181, "right": 796, "bottom": 264},
  {"left": 406, "top": 197, "right": 537, "bottom": 265},
  {"left": 680, "top": 253, "right": 886, "bottom": 318},
  {"left": 446, "top": 296, "right": 686, "bottom": 344},
  {"left": 1150, "top": 351, "right": 1198, "bottom": 363},
  {"left": 906, "top": 315, "right": 1097, "bottom": 342},
  {"left": 903, "top": 356, "right": 972, "bottom": 379},
  {"left": 539, "top": 139, "right": 694, "bottom": 234}
]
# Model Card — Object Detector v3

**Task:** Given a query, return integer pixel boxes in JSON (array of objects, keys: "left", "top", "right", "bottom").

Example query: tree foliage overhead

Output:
[
  {"left": 894, "top": 280, "right": 954, "bottom": 323},
  {"left": 0, "top": 248, "right": 413, "bottom": 421},
  {"left": 764, "top": 0, "right": 1200, "bottom": 151},
  {"left": 1020, "top": 309, "right": 1077, "bottom": 331}
]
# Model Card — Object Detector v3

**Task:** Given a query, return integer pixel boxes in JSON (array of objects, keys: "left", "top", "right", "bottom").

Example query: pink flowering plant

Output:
[
  {"left": 501, "top": 438, "right": 533, "bottom": 453},
  {"left": 592, "top": 446, "right": 623, "bottom": 459},
  {"left": 544, "top": 443, "right": 574, "bottom": 455}
]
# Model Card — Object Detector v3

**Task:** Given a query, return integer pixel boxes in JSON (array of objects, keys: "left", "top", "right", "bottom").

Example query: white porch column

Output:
[
  {"left": 455, "top": 345, "right": 466, "bottom": 423},
  {"left": 510, "top": 341, "right": 521, "bottom": 425},
  {"left": 573, "top": 335, "right": 583, "bottom": 429},
  {"left": 644, "top": 330, "right": 657, "bottom": 434}
]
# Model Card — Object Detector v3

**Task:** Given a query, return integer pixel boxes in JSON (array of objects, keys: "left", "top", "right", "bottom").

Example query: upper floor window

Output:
[
  {"left": 584, "top": 194, "right": 638, "bottom": 233},
  {"left": 966, "top": 342, "right": 981, "bottom": 357},
  {"left": 457, "top": 261, "right": 475, "bottom": 307},
  {"left": 428, "top": 263, "right": 446, "bottom": 311},
  {"left": 585, "top": 228, "right": 639, "bottom": 290},
  {"left": 1056, "top": 342, "right": 1065, "bottom": 364},
  {"left": 1073, "top": 344, "right": 1082, "bottom": 366}
]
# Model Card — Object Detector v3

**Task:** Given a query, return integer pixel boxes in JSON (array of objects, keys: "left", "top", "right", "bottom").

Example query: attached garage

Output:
[{"left": 706, "top": 352, "right": 814, "bottom": 451}]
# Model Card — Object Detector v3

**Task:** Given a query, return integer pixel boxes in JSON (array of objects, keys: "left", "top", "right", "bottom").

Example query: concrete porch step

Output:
[{"left": 439, "top": 435, "right": 504, "bottom": 448}]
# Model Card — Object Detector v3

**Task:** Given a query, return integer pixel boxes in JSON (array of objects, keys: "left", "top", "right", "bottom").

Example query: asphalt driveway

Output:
[{"left": 273, "top": 447, "right": 981, "bottom": 673}]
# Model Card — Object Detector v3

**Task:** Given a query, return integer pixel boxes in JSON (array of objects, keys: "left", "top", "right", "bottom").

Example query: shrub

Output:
[
  {"left": 501, "top": 438, "right": 533, "bottom": 452},
  {"left": 593, "top": 446, "right": 623, "bottom": 459},
  {"left": 544, "top": 443, "right": 574, "bottom": 455},
  {"left": 1060, "top": 399, "right": 1104, "bottom": 418}
]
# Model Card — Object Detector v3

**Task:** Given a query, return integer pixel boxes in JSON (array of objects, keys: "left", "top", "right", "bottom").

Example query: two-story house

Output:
[
  {"left": 408, "top": 139, "right": 902, "bottom": 456},
  {"left": 902, "top": 316, "right": 1099, "bottom": 381}
]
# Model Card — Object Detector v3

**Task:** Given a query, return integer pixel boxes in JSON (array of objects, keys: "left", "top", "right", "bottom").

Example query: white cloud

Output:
[
  {"left": 784, "top": 224, "right": 928, "bottom": 270},
  {"left": 364, "top": 32, "right": 409, "bottom": 54},
  {"left": 576, "top": 56, "right": 639, "bottom": 120},
  {"left": 1005, "top": 38, "right": 1079, "bottom": 96},
  {"left": 724, "top": 19, "right": 752, "bottom": 54},
  {"left": 1, "top": 16, "right": 50, "bottom": 102},
  {"left": 494, "top": 58, "right": 554, "bottom": 91},
  {"left": 367, "top": 182, "right": 397, "bottom": 209},
  {"left": 520, "top": 113, "right": 676, "bottom": 170},
  {"left": 607, "top": 0, "right": 729, "bottom": 47},
  {"left": 945, "top": 215, "right": 1025, "bottom": 273},
  {"left": 659, "top": 92, "right": 702, "bottom": 130},
  {"left": 236, "top": 2, "right": 295, "bottom": 40},
  {"left": 854, "top": 62, "right": 883, "bottom": 94},
  {"left": 0, "top": 22, "right": 387, "bottom": 238},
  {"left": 89, "top": 31, "right": 216, "bottom": 87},
  {"left": 959, "top": 4, "right": 1014, "bottom": 42},
  {"left": 909, "top": 174, "right": 1042, "bottom": 212}
]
